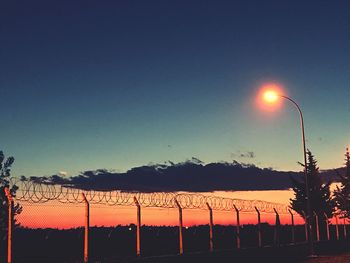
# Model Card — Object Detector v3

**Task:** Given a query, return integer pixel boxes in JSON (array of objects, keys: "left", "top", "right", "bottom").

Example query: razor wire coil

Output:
[{"left": 9, "top": 178, "right": 291, "bottom": 214}]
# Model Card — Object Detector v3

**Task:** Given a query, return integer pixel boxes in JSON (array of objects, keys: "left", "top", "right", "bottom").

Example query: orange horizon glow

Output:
[
  {"left": 16, "top": 186, "right": 346, "bottom": 230},
  {"left": 17, "top": 203, "right": 305, "bottom": 229},
  {"left": 16, "top": 190, "right": 306, "bottom": 229}
]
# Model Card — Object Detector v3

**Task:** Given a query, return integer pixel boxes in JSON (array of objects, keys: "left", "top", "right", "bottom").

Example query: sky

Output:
[{"left": 1, "top": 1, "right": 350, "bottom": 178}]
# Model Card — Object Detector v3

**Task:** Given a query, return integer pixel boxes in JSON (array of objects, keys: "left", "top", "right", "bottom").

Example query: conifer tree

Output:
[
  {"left": 334, "top": 148, "right": 350, "bottom": 218},
  {"left": 290, "top": 150, "right": 334, "bottom": 219}
]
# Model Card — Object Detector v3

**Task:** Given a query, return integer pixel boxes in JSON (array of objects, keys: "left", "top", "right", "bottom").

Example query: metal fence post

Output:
[
  {"left": 81, "top": 193, "right": 89, "bottom": 263},
  {"left": 206, "top": 202, "right": 214, "bottom": 252},
  {"left": 323, "top": 213, "right": 330, "bottom": 241},
  {"left": 4, "top": 187, "right": 13, "bottom": 263},
  {"left": 133, "top": 197, "right": 141, "bottom": 257},
  {"left": 233, "top": 205, "right": 240, "bottom": 249},
  {"left": 313, "top": 212, "right": 319, "bottom": 242},
  {"left": 343, "top": 217, "right": 347, "bottom": 239},
  {"left": 336, "top": 215, "right": 339, "bottom": 240},
  {"left": 289, "top": 209, "right": 295, "bottom": 244},
  {"left": 255, "top": 206, "right": 262, "bottom": 247},
  {"left": 174, "top": 199, "right": 183, "bottom": 255},
  {"left": 302, "top": 210, "right": 308, "bottom": 242},
  {"left": 273, "top": 208, "right": 280, "bottom": 247}
]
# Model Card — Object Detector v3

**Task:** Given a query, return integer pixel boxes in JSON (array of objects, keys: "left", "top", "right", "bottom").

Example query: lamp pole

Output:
[{"left": 279, "top": 95, "right": 315, "bottom": 256}]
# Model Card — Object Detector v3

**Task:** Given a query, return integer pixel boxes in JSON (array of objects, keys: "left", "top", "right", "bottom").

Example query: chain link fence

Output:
[{"left": 0, "top": 180, "right": 347, "bottom": 262}]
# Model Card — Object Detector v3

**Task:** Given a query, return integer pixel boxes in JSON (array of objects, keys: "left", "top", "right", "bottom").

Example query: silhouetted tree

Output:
[
  {"left": 290, "top": 150, "right": 334, "bottom": 219},
  {"left": 0, "top": 151, "right": 22, "bottom": 233},
  {"left": 334, "top": 148, "right": 350, "bottom": 218}
]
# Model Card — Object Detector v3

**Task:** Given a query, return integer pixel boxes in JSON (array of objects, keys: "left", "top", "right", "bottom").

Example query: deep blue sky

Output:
[{"left": 1, "top": 1, "right": 350, "bottom": 177}]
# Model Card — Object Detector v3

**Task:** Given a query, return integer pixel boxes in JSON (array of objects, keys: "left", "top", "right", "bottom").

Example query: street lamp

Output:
[{"left": 262, "top": 88, "right": 315, "bottom": 256}]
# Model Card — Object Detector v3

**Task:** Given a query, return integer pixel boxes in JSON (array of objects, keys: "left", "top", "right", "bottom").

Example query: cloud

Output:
[
  {"left": 58, "top": 171, "right": 68, "bottom": 177},
  {"left": 231, "top": 151, "right": 255, "bottom": 159},
  {"left": 29, "top": 159, "right": 316, "bottom": 192},
  {"left": 242, "top": 151, "right": 255, "bottom": 158}
]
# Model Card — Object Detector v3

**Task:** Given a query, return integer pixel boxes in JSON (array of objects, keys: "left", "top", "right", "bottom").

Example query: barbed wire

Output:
[{"left": 9, "top": 178, "right": 291, "bottom": 214}]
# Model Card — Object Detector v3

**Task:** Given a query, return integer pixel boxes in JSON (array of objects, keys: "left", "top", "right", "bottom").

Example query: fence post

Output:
[
  {"left": 288, "top": 209, "right": 295, "bottom": 244},
  {"left": 255, "top": 206, "right": 262, "bottom": 247},
  {"left": 206, "top": 202, "right": 214, "bottom": 252},
  {"left": 81, "top": 193, "right": 89, "bottom": 263},
  {"left": 302, "top": 210, "right": 308, "bottom": 242},
  {"left": 233, "top": 205, "right": 240, "bottom": 249},
  {"left": 343, "top": 217, "right": 347, "bottom": 239},
  {"left": 133, "top": 197, "right": 141, "bottom": 257},
  {"left": 336, "top": 214, "right": 339, "bottom": 240},
  {"left": 174, "top": 199, "right": 183, "bottom": 255},
  {"left": 273, "top": 208, "right": 280, "bottom": 247},
  {"left": 313, "top": 212, "right": 319, "bottom": 242},
  {"left": 4, "top": 187, "right": 13, "bottom": 263},
  {"left": 323, "top": 213, "right": 330, "bottom": 241}
]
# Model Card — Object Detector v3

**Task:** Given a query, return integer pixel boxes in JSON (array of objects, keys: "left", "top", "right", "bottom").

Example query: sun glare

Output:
[
  {"left": 263, "top": 90, "right": 279, "bottom": 103},
  {"left": 255, "top": 83, "right": 285, "bottom": 112}
]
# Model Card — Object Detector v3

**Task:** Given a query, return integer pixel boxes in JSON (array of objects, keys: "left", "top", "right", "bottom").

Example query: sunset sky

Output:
[{"left": 1, "top": 1, "right": 350, "bottom": 179}]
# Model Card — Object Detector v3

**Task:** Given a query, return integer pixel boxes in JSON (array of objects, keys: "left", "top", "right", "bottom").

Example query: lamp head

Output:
[
  {"left": 256, "top": 82, "right": 285, "bottom": 112},
  {"left": 263, "top": 90, "right": 279, "bottom": 103}
]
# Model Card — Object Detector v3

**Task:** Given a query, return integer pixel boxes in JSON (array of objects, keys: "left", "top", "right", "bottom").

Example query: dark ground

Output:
[
  {"left": 109, "top": 241, "right": 350, "bottom": 263},
  {"left": 2, "top": 224, "right": 348, "bottom": 263}
]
